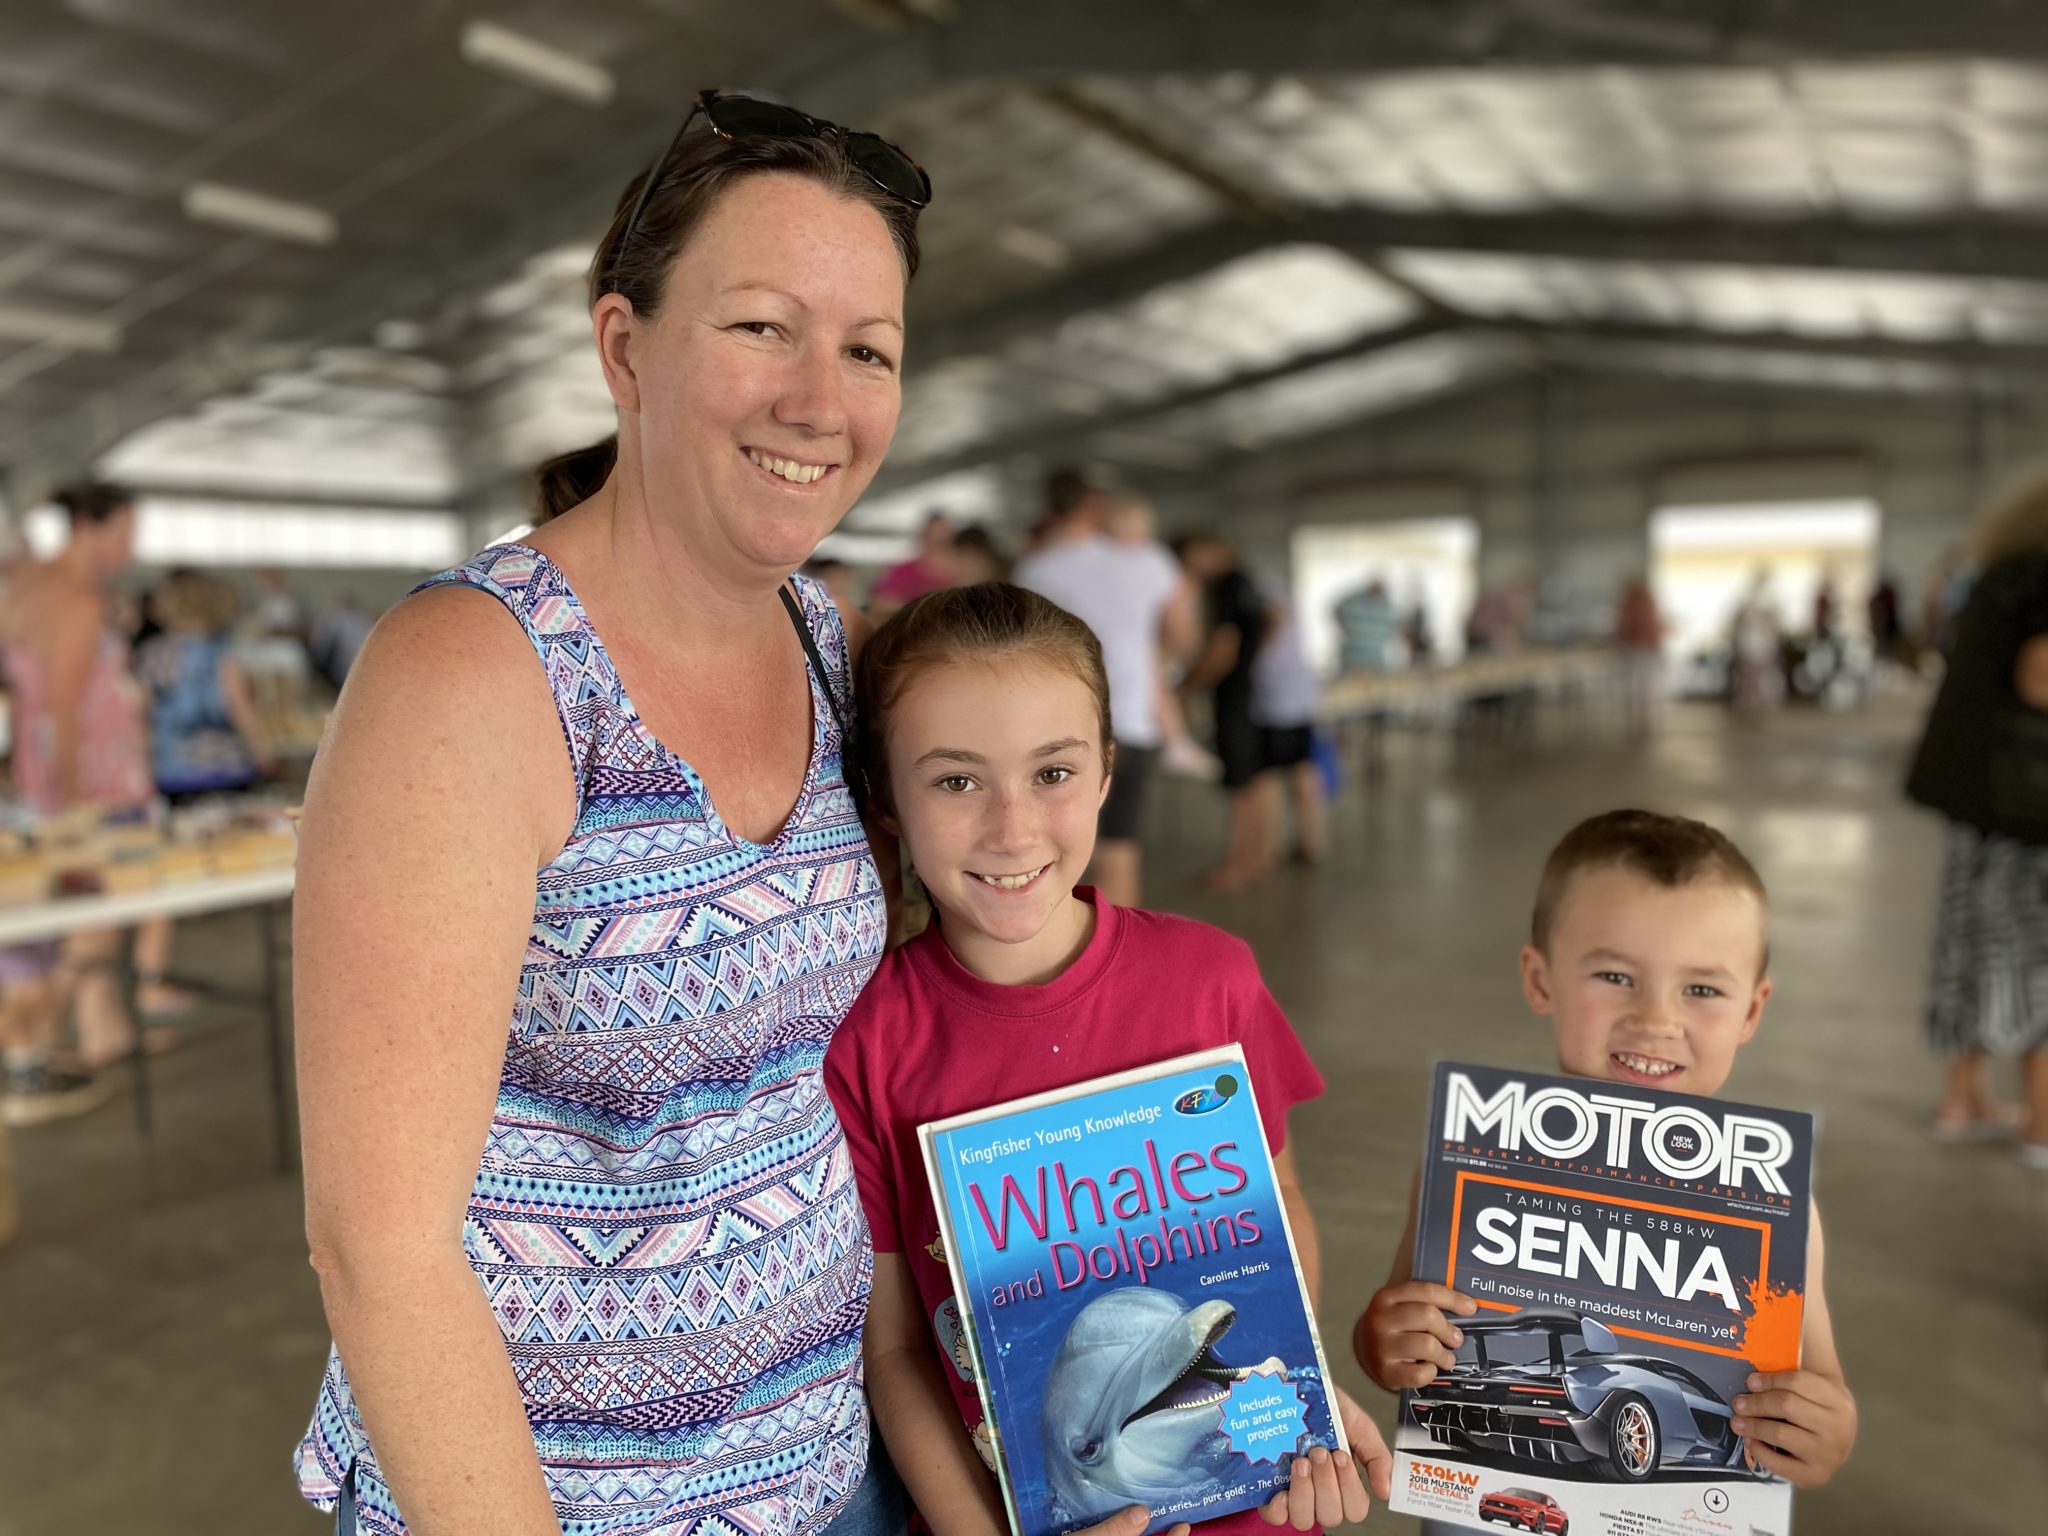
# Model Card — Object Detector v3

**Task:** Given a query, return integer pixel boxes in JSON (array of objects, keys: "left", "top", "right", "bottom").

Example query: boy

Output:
[{"left": 1354, "top": 810, "right": 1857, "bottom": 1492}]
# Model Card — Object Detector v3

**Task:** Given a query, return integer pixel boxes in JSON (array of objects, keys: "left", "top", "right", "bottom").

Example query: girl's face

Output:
[
  {"left": 603, "top": 173, "right": 906, "bottom": 578},
  {"left": 882, "top": 656, "right": 1109, "bottom": 970}
]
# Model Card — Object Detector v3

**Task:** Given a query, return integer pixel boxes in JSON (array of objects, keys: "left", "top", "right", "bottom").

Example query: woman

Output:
[
  {"left": 136, "top": 569, "right": 277, "bottom": 800},
  {"left": 0, "top": 484, "right": 173, "bottom": 1098},
  {"left": 1906, "top": 471, "right": 2048, "bottom": 1164},
  {"left": 294, "top": 95, "right": 927, "bottom": 1536}
]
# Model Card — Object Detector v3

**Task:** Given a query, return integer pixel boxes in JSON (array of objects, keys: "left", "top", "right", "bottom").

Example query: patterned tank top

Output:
[{"left": 295, "top": 544, "right": 886, "bottom": 1536}]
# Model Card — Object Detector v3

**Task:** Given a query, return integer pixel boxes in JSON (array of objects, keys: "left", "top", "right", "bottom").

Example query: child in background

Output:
[
  {"left": 825, "top": 584, "right": 1389, "bottom": 1536},
  {"left": 1353, "top": 811, "right": 1857, "bottom": 1504}
]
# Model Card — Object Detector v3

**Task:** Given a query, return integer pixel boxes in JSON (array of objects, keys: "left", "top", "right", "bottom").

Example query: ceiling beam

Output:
[
  {"left": 913, "top": 206, "right": 2048, "bottom": 371},
  {"left": 871, "top": 316, "right": 1452, "bottom": 492}
]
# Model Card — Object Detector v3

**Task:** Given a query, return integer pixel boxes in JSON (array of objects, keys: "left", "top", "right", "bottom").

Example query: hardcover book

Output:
[
  {"left": 1389, "top": 1061, "right": 1814, "bottom": 1536},
  {"left": 919, "top": 1046, "right": 1344, "bottom": 1536}
]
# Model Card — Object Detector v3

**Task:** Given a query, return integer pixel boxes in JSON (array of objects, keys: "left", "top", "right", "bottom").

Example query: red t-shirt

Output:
[{"left": 825, "top": 889, "right": 1326, "bottom": 1536}]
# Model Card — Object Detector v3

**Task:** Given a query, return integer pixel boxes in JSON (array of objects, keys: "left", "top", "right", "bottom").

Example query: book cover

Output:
[
  {"left": 1389, "top": 1061, "right": 1813, "bottom": 1536},
  {"left": 919, "top": 1046, "right": 1344, "bottom": 1536}
]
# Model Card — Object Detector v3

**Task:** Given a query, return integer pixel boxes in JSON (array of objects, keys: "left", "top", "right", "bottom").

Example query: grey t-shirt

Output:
[{"left": 1015, "top": 535, "right": 1183, "bottom": 748}]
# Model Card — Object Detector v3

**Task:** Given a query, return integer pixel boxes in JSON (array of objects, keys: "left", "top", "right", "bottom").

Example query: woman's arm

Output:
[
  {"left": 215, "top": 651, "right": 279, "bottom": 774},
  {"left": 2016, "top": 634, "right": 2048, "bottom": 709},
  {"left": 45, "top": 594, "right": 103, "bottom": 803},
  {"left": 297, "top": 589, "right": 575, "bottom": 1536},
  {"left": 864, "top": 1253, "right": 1010, "bottom": 1536}
]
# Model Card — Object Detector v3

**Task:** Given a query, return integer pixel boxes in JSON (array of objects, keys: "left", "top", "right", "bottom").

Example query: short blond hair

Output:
[{"left": 1971, "top": 465, "right": 2048, "bottom": 567}]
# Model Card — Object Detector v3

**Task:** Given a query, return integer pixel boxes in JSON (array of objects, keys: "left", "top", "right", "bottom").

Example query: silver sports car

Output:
[{"left": 1408, "top": 1308, "right": 1750, "bottom": 1482}]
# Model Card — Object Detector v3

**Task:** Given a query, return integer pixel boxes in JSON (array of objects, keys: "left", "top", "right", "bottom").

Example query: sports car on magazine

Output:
[
  {"left": 1408, "top": 1309, "right": 1746, "bottom": 1482},
  {"left": 1477, "top": 1486, "right": 1568, "bottom": 1532}
]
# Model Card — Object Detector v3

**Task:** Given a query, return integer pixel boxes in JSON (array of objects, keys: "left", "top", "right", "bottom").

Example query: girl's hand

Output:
[
  {"left": 1730, "top": 1370, "right": 1857, "bottom": 1488},
  {"left": 1353, "top": 1282, "right": 1477, "bottom": 1391},
  {"left": 1081, "top": 1509, "right": 1187, "bottom": 1536},
  {"left": 1259, "top": 1388, "right": 1390, "bottom": 1530}
]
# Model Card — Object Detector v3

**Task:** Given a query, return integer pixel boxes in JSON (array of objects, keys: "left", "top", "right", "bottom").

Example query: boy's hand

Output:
[
  {"left": 1258, "top": 1387, "right": 1391, "bottom": 1530},
  {"left": 1731, "top": 1370, "right": 1857, "bottom": 1488},
  {"left": 1353, "top": 1282, "right": 1477, "bottom": 1391},
  {"left": 1080, "top": 1508, "right": 1188, "bottom": 1536}
]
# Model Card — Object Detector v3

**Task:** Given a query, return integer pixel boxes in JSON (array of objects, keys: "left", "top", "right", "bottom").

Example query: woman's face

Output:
[{"left": 618, "top": 172, "right": 907, "bottom": 578}]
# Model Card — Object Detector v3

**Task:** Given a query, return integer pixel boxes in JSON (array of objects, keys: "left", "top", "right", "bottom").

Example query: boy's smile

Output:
[{"left": 1521, "top": 865, "right": 1772, "bottom": 1097}]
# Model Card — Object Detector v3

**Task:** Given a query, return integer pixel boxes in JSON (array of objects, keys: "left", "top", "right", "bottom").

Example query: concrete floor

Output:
[{"left": 1, "top": 699, "right": 2041, "bottom": 1535}]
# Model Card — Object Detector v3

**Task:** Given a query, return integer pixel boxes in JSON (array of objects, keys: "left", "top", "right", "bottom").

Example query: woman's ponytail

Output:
[{"left": 532, "top": 436, "right": 618, "bottom": 523}]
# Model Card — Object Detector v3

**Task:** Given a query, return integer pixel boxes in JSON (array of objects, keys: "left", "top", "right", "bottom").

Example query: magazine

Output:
[
  {"left": 1388, "top": 1061, "right": 1814, "bottom": 1536},
  {"left": 919, "top": 1046, "right": 1344, "bottom": 1536}
]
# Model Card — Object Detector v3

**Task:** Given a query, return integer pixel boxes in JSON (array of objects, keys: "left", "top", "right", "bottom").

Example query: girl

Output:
[{"left": 824, "top": 585, "right": 1392, "bottom": 1536}]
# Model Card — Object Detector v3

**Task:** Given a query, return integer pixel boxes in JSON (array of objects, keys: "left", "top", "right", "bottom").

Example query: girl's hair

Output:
[
  {"left": 855, "top": 583, "right": 1112, "bottom": 815},
  {"left": 1970, "top": 463, "right": 2048, "bottom": 567},
  {"left": 533, "top": 115, "right": 922, "bottom": 524}
]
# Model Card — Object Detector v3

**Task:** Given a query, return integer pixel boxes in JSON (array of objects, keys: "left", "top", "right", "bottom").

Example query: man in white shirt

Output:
[{"left": 1014, "top": 471, "right": 1197, "bottom": 907}]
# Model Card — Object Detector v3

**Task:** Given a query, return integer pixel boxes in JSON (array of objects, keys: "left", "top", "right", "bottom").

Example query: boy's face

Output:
[
  {"left": 882, "top": 657, "right": 1109, "bottom": 954},
  {"left": 1521, "top": 865, "right": 1771, "bottom": 1097}
]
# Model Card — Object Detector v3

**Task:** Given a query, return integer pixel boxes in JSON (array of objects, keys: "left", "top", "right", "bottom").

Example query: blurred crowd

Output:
[{"left": 0, "top": 485, "right": 357, "bottom": 1130}]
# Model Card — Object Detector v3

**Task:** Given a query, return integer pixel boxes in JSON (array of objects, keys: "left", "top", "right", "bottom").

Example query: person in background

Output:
[
  {"left": 1401, "top": 586, "right": 1434, "bottom": 667},
  {"left": 1920, "top": 543, "right": 1972, "bottom": 658},
  {"left": 1906, "top": 470, "right": 2048, "bottom": 1166},
  {"left": 1615, "top": 573, "right": 1664, "bottom": 736},
  {"left": 1251, "top": 588, "right": 1326, "bottom": 868},
  {"left": 137, "top": 569, "right": 277, "bottom": 801},
  {"left": 1867, "top": 572, "right": 1904, "bottom": 670},
  {"left": 307, "top": 593, "right": 376, "bottom": 694},
  {"left": 801, "top": 556, "right": 867, "bottom": 613},
  {"left": 1730, "top": 569, "right": 1782, "bottom": 717},
  {"left": 1333, "top": 576, "right": 1398, "bottom": 673},
  {"left": 1100, "top": 490, "right": 1217, "bottom": 781},
  {"left": 0, "top": 484, "right": 172, "bottom": 1106},
  {"left": 949, "top": 523, "right": 1007, "bottom": 586},
  {"left": 869, "top": 510, "right": 957, "bottom": 623},
  {"left": 1015, "top": 472, "right": 1196, "bottom": 907},
  {"left": 1176, "top": 531, "right": 1274, "bottom": 891}
]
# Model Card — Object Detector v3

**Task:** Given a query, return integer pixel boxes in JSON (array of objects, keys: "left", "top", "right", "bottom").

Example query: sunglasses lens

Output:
[
  {"left": 846, "top": 132, "right": 931, "bottom": 205},
  {"left": 705, "top": 95, "right": 815, "bottom": 139}
]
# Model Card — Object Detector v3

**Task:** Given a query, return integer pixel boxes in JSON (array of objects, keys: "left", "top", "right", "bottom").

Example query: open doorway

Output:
[
  {"left": 1648, "top": 498, "right": 1880, "bottom": 697},
  {"left": 1290, "top": 517, "right": 1479, "bottom": 675}
]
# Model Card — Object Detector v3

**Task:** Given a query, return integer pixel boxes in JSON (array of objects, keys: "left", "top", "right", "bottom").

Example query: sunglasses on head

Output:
[{"left": 610, "top": 88, "right": 931, "bottom": 289}]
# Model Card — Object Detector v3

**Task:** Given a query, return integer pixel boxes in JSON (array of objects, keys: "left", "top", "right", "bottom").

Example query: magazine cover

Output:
[
  {"left": 1390, "top": 1061, "right": 1813, "bottom": 1536},
  {"left": 920, "top": 1046, "right": 1344, "bottom": 1536}
]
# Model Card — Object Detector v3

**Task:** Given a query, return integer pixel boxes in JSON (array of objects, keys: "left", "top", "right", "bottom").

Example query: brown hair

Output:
[
  {"left": 1531, "top": 809, "right": 1769, "bottom": 960},
  {"left": 53, "top": 482, "right": 134, "bottom": 525},
  {"left": 855, "top": 583, "right": 1112, "bottom": 816},
  {"left": 533, "top": 111, "right": 923, "bottom": 523},
  {"left": 1969, "top": 463, "right": 2048, "bottom": 567}
]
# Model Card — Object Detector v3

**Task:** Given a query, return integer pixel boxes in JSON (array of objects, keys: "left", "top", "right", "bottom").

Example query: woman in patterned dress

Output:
[
  {"left": 294, "top": 104, "right": 924, "bottom": 1536},
  {"left": 1907, "top": 471, "right": 2048, "bottom": 1165}
]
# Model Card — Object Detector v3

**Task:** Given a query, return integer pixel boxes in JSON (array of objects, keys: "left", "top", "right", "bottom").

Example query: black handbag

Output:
[{"left": 1986, "top": 706, "right": 2048, "bottom": 842}]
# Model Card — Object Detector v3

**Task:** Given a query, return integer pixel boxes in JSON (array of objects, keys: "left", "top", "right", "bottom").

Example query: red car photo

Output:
[{"left": 1478, "top": 1486, "right": 1569, "bottom": 1533}]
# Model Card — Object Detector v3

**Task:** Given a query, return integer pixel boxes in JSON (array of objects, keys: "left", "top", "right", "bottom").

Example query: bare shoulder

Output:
[{"left": 308, "top": 583, "right": 574, "bottom": 859}]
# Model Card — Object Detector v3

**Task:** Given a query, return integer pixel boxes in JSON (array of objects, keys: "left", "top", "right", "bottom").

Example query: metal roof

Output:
[{"left": 6, "top": 1, "right": 2048, "bottom": 529}]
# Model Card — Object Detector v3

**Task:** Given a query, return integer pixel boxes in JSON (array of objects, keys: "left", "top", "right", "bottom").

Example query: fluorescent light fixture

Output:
[
  {"left": 183, "top": 182, "right": 337, "bottom": 246},
  {"left": 995, "top": 224, "right": 1070, "bottom": 271},
  {"left": 460, "top": 20, "right": 613, "bottom": 107},
  {"left": 0, "top": 303, "right": 121, "bottom": 353}
]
